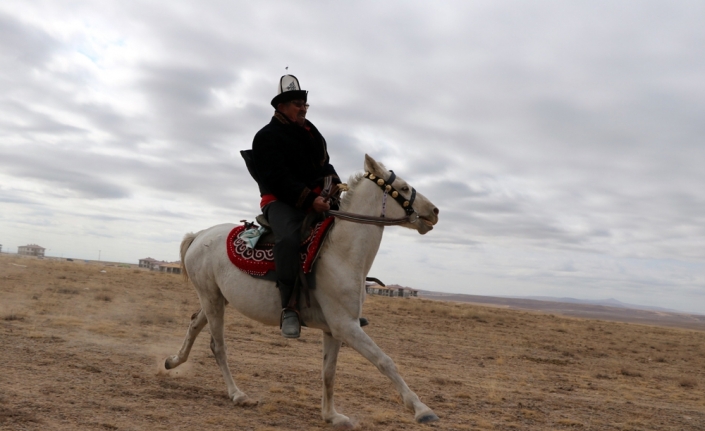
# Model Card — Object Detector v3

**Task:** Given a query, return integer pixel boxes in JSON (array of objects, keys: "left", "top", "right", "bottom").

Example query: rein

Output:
[{"left": 324, "top": 171, "right": 418, "bottom": 226}]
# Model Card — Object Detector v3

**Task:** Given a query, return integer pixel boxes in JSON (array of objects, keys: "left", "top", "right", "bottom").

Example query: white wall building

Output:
[
  {"left": 365, "top": 283, "right": 418, "bottom": 298},
  {"left": 18, "top": 244, "right": 45, "bottom": 257},
  {"left": 139, "top": 257, "right": 181, "bottom": 274}
]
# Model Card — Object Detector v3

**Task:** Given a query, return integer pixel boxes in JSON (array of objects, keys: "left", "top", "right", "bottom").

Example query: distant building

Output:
[
  {"left": 139, "top": 257, "right": 181, "bottom": 274},
  {"left": 138, "top": 257, "right": 161, "bottom": 269},
  {"left": 157, "top": 262, "right": 182, "bottom": 275},
  {"left": 0, "top": 244, "right": 3, "bottom": 253},
  {"left": 366, "top": 283, "right": 418, "bottom": 298},
  {"left": 18, "top": 244, "right": 45, "bottom": 257}
]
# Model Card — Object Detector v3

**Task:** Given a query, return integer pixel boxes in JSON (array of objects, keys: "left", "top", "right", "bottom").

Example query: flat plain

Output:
[
  {"left": 1, "top": 254, "right": 704, "bottom": 430},
  {"left": 417, "top": 292, "right": 705, "bottom": 332}
]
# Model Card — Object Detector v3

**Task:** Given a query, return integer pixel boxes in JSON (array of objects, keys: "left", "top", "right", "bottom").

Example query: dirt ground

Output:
[{"left": 1, "top": 254, "right": 704, "bottom": 430}]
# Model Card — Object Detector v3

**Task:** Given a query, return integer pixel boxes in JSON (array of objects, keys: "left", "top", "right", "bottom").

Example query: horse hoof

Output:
[
  {"left": 164, "top": 356, "right": 178, "bottom": 370},
  {"left": 417, "top": 413, "right": 439, "bottom": 423},
  {"left": 232, "top": 394, "right": 258, "bottom": 407},
  {"left": 331, "top": 418, "right": 354, "bottom": 429},
  {"left": 327, "top": 413, "right": 353, "bottom": 429}
]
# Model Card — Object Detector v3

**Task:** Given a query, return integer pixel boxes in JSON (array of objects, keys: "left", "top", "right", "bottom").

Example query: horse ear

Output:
[{"left": 364, "top": 154, "right": 385, "bottom": 177}]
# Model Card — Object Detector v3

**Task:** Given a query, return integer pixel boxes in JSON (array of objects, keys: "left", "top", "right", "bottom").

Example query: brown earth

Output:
[{"left": 1, "top": 253, "right": 704, "bottom": 430}]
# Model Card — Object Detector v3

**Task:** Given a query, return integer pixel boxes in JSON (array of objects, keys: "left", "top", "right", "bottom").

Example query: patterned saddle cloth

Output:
[{"left": 226, "top": 217, "right": 335, "bottom": 277}]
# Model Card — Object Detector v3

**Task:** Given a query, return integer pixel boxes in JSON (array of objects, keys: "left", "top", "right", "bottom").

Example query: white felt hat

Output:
[{"left": 271, "top": 75, "right": 308, "bottom": 108}]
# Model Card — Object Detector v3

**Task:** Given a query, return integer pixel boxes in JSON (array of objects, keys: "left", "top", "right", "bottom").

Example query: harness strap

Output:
[
  {"left": 326, "top": 210, "right": 412, "bottom": 225},
  {"left": 325, "top": 170, "right": 420, "bottom": 226},
  {"left": 299, "top": 268, "right": 311, "bottom": 308},
  {"left": 381, "top": 191, "right": 387, "bottom": 217}
]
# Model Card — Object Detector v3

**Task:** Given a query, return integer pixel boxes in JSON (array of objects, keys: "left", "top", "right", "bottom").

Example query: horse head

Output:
[{"left": 363, "top": 154, "right": 439, "bottom": 235}]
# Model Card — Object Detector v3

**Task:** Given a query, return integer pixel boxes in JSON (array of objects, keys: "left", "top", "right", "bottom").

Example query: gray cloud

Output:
[
  {"left": 1, "top": 1, "right": 704, "bottom": 313},
  {"left": 0, "top": 12, "right": 60, "bottom": 65},
  {"left": 1, "top": 150, "right": 130, "bottom": 199}
]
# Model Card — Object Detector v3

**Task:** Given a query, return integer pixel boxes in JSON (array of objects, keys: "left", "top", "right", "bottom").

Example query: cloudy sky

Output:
[{"left": 1, "top": 1, "right": 704, "bottom": 313}]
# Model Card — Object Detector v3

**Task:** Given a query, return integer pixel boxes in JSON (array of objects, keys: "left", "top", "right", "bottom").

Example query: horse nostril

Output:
[{"left": 433, "top": 208, "right": 439, "bottom": 215}]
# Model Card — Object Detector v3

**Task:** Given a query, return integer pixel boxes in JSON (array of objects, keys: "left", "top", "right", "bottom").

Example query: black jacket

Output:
[{"left": 251, "top": 114, "right": 340, "bottom": 210}]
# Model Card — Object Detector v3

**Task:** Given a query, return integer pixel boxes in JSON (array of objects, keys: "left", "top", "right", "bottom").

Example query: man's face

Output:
[{"left": 278, "top": 99, "right": 308, "bottom": 126}]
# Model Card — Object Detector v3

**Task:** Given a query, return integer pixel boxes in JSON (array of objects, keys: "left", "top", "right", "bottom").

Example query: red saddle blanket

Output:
[{"left": 226, "top": 217, "right": 335, "bottom": 277}]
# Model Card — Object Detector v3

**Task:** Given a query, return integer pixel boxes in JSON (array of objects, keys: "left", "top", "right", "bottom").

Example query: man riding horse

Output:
[{"left": 249, "top": 75, "right": 341, "bottom": 338}]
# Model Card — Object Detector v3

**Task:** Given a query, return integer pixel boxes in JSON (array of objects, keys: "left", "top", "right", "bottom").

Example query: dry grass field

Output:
[{"left": 1, "top": 253, "right": 704, "bottom": 430}]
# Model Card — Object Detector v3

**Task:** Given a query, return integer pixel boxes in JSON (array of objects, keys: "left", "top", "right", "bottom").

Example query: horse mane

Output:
[
  {"left": 339, "top": 161, "right": 387, "bottom": 211},
  {"left": 339, "top": 172, "right": 364, "bottom": 211}
]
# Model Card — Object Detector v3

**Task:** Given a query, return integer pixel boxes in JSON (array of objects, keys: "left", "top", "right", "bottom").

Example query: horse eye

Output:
[{"left": 401, "top": 186, "right": 409, "bottom": 192}]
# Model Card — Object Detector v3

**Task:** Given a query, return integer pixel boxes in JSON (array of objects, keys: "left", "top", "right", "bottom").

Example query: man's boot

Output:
[{"left": 280, "top": 308, "right": 301, "bottom": 338}]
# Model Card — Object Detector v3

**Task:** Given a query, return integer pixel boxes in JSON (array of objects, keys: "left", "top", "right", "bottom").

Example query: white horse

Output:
[{"left": 165, "top": 154, "right": 440, "bottom": 427}]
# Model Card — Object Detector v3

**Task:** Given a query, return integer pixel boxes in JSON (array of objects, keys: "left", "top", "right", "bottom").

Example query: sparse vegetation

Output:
[
  {"left": 621, "top": 368, "right": 643, "bottom": 378},
  {"left": 57, "top": 288, "right": 79, "bottom": 295},
  {"left": 431, "top": 376, "right": 463, "bottom": 386},
  {"left": 679, "top": 378, "right": 697, "bottom": 388},
  {"left": 1, "top": 253, "right": 704, "bottom": 430}
]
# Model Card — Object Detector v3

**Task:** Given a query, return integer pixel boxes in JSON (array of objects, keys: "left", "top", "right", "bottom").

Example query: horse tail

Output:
[{"left": 180, "top": 232, "right": 199, "bottom": 283}]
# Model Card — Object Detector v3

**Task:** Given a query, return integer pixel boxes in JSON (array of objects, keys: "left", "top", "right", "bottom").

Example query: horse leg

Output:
[
  {"left": 203, "top": 294, "right": 258, "bottom": 406},
  {"left": 331, "top": 321, "right": 438, "bottom": 423},
  {"left": 321, "top": 331, "right": 352, "bottom": 428},
  {"left": 165, "top": 309, "right": 208, "bottom": 370}
]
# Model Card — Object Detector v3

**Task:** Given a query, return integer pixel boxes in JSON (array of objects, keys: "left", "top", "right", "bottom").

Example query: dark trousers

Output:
[{"left": 263, "top": 201, "right": 306, "bottom": 309}]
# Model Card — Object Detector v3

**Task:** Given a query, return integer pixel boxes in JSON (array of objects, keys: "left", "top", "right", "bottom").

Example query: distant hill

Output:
[
  {"left": 513, "top": 296, "right": 679, "bottom": 313},
  {"left": 415, "top": 290, "right": 705, "bottom": 331}
]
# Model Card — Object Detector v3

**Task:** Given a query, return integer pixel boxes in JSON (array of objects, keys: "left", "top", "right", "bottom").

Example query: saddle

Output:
[{"left": 226, "top": 215, "right": 335, "bottom": 279}]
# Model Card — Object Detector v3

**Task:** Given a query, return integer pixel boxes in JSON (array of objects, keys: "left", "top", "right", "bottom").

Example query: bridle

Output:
[{"left": 325, "top": 171, "right": 419, "bottom": 226}]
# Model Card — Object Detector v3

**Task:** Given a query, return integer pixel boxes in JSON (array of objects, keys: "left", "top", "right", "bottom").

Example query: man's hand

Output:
[{"left": 312, "top": 195, "right": 330, "bottom": 213}]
